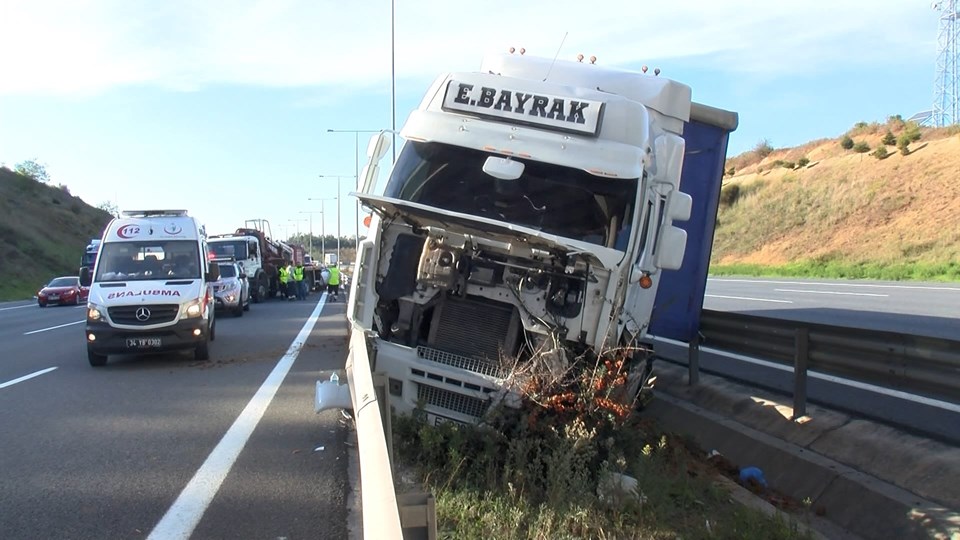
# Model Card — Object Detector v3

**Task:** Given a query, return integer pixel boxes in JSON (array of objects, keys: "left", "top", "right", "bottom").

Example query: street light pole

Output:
[
  {"left": 308, "top": 198, "right": 336, "bottom": 263},
  {"left": 326, "top": 129, "right": 379, "bottom": 250},
  {"left": 318, "top": 174, "right": 357, "bottom": 267},
  {"left": 299, "top": 210, "right": 324, "bottom": 261}
]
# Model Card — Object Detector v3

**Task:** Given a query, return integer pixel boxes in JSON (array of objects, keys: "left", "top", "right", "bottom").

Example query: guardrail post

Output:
[
  {"left": 688, "top": 332, "right": 701, "bottom": 386},
  {"left": 793, "top": 328, "right": 809, "bottom": 420}
]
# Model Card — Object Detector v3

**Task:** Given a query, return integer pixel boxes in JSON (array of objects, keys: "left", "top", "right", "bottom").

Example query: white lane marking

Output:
[
  {"left": 705, "top": 294, "right": 793, "bottom": 304},
  {"left": 710, "top": 278, "right": 960, "bottom": 292},
  {"left": 0, "top": 367, "right": 58, "bottom": 389},
  {"left": 0, "top": 304, "right": 37, "bottom": 312},
  {"left": 148, "top": 294, "right": 328, "bottom": 540},
  {"left": 23, "top": 320, "right": 85, "bottom": 335},
  {"left": 774, "top": 288, "right": 888, "bottom": 297}
]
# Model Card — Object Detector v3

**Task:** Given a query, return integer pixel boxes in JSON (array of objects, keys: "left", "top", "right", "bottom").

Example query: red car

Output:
[{"left": 37, "top": 276, "right": 89, "bottom": 307}]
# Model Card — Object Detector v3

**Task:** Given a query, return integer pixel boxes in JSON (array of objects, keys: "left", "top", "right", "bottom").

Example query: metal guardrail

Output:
[
  {"left": 316, "top": 327, "right": 437, "bottom": 540},
  {"left": 698, "top": 309, "right": 960, "bottom": 406}
]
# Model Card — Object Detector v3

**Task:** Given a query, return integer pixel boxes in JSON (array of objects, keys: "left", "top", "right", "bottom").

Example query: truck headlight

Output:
[
  {"left": 87, "top": 303, "right": 106, "bottom": 322},
  {"left": 181, "top": 299, "right": 203, "bottom": 319}
]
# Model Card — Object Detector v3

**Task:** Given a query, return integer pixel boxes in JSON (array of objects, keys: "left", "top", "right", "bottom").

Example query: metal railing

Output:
[
  {"left": 697, "top": 309, "right": 960, "bottom": 407},
  {"left": 316, "top": 328, "right": 437, "bottom": 540}
]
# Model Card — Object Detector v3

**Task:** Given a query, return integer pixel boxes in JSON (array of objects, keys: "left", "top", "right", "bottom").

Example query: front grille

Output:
[
  {"left": 108, "top": 304, "right": 180, "bottom": 325},
  {"left": 418, "top": 346, "right": 504, "bottom": 378},
  {"left": 416, "top": 383, "right": 490, "bottom": 419},
  {"left": 431, "top": 296, "right": 518, "bottom": 361}
]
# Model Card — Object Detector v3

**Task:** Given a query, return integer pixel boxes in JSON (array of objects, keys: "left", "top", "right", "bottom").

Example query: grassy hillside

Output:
[
  {"left": 712, "top": 120, "right": 960, "bottom": 281},
  {"left": 0, "top": 167, "right": 113, "bottom": 301}
]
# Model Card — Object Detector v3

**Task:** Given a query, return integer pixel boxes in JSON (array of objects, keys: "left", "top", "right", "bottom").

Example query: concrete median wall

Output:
[{"left": 645, "top": 361, "right": 960, "bottom": 540}]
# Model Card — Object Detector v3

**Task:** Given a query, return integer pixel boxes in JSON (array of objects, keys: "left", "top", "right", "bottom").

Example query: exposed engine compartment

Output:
[{"left": 373, "top": 226, "right": 601, "bottom": 379}]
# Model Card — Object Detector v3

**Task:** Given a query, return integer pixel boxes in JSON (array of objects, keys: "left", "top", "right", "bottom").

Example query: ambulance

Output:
[{"left": 79, "top": 210, "right": 219, "bottom": 366}]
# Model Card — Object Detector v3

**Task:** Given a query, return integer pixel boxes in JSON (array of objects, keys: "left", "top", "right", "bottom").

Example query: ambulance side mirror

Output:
[{"left": 79, "top": 266, "right": 92, "bottom": 286}]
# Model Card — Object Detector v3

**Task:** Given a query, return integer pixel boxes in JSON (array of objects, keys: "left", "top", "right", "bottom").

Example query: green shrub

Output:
[
  {"left": 797, "top": 157, "right": 810, "bottom": 167},
  {"left": 782, "top": 161, "right": 796, "bottom": 169},
  {"left": 840, "top": 136, "right": 854, "bottom": 150},
  {"left": 753, "top": 139, "right": 774, "bottom": 159},
  {"left": 772, "top": 159, "right": 785, "bottom": 168},
  {"left": 882, "top": 130, "right": 896, "bottom": 145},
  {"left": 896, "top": 134, "right": 911, "bottom": 155},
  {"left": 853, "top": 141, "right": 870, "bottom": 153},
  {"left": 872, "top": 146, "right": 889, "bottom": 159},
  {"left": 719, "top": 183, "right": 740, "bottom": 208},
  {"left": 725, "top": 167, "right": 736, "bottom": 176}
]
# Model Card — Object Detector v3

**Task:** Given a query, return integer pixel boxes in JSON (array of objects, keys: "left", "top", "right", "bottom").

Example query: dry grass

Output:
[{"left": 715, "top": 126, "right": 960, "bottom": 275}]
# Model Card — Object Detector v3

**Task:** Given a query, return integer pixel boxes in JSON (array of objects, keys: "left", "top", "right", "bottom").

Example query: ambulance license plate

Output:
[{"left": 127, "top": 338, "right": 161, "bottom": 348}]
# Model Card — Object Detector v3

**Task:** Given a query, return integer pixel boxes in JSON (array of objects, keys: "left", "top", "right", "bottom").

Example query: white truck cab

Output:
[
  {"left": 343, "top": 53, "right": 697, "bottom": 424},
  {"left": 80, "top": 209, "right": 219, "bottom": 367}
]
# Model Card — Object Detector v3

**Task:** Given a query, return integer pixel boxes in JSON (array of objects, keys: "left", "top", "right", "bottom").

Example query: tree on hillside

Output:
[
  {"left": 840, "top": 136, "right": 854, "bottom": 150},
  {"left": 882, "top": 130, "right": 896, "bottom": 146},
  {"left": 753, "top": 139, "right": 774, "bottom": 159},
  {"left": 15, "top": 159, "right": 51, "bottom": 183},
  {"left": 97, "top": 201, "right": 120, "bottom": 217}
]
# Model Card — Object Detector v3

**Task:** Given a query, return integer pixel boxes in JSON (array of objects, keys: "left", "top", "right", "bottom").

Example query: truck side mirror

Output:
[
  {"left": 667, "top": 191, "right": 692, "bottom": 221},
  {"left": 359, "top": 131, "right": 392, "bottom": 194},
  {"left": 79, "top": 266, "right": 91, "bottom": 286},
  {"left": 653, "top": 226, "right": 687, "bottom": 270}
]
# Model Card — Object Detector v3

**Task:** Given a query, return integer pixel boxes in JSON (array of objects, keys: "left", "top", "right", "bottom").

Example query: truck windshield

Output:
[
  {"left": 383, "top": 141, "right": 636, "bottom": 249},
  {"left": 95, "top": 241, "right": 201, "bottom": 282},
  {"left": 209, "top": 240, "right": 249, "bottom": 260}
]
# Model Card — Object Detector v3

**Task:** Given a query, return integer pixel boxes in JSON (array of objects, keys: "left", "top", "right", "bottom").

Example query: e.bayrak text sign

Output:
[{"left": 442, "top": 80, "right": 603, "bottom": 136}]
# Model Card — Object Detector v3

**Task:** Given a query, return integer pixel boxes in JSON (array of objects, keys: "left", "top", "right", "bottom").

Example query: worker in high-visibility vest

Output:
[
  {"left": 278, "top": 263, "right": 290, "bottom": 299},
  {"left": 293, "top": 263, "right": 306, "bottom": 300},
  {"left": 326, "top": 264, "right": 341, "bottom": 302}
]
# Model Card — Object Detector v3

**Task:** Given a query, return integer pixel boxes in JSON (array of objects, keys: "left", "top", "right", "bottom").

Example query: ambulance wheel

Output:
[{"left": 88, "top": 349, "right": 108, "bottom": 367}]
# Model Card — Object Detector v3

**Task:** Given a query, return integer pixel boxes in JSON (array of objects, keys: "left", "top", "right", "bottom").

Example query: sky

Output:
[{"left": 0, "top": 0, "right": 944, "bottom": 241}]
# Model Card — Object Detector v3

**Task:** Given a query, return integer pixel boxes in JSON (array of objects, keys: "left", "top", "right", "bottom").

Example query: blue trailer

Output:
[{"left": 649, "top": 103, "right": 739, "bottom": 344}]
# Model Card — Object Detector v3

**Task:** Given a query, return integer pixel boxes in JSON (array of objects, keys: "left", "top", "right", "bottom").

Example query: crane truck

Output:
[
  {"left": 208, "top": 219, "right": 292, "bottom": 302},
  {"left": 334, "top": 52, "right": 736, "bottom": 426}
]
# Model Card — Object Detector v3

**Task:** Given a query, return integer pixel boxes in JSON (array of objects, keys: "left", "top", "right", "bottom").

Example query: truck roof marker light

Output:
[
  {"left": 509, "top": 47, "right": 515, "bottom": 54},
  {"left": 590, "top": 56, "right": 597, "bottom": 65},
  {"left": 639, "top": 273, "right": 653, "bottom": 289},
  {"left": 654, "top": 68, "right": 661, "bottom": 76},
  {"left": 641, "top": 65, "right": 648, "bottom": 73},
  {"left": 577, "top": 54, "right": 584, "bottom": 63},
  {"left": 519, "top": 48, "right": 525, "bottom": 55},
  {"left": 518, "top": 152, "right": 532, "bottom": 158},
  {"left": 482, "top": 145, "right": 497, "bottom": 152}
]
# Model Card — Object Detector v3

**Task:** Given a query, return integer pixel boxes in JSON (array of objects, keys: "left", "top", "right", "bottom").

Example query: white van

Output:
[{"left": 80, "top": 210, "right": 219, "bottom": 367}]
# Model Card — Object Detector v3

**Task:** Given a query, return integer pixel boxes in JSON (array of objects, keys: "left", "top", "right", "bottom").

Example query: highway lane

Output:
[
  {"left": 0, "top": 294, "right": 352, "bottom": 539},
  {"left": 704, "top": 277, "right": 960, "bottom": 339}
]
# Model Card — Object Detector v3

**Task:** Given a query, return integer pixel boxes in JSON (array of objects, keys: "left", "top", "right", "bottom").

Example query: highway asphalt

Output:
[
  {"left": 704, "top": 277, "right": 960, "bottom": 339},
  {"left": 0, "top": 293, "right": 351, "bottom": 540}
]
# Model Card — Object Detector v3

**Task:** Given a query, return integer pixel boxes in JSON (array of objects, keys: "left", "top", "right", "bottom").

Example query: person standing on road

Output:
[
  {"left": 294, "top": 263, "right": 306, "bottom": 300},
  {"left": 278, "top": 263, "right": 290, "bottom": 300},
  {"left": 326, "top": 264, "right": 341, "bottom": 302},
  {"left": 285, "top": 261, "right": 297, "bottom": 300}
]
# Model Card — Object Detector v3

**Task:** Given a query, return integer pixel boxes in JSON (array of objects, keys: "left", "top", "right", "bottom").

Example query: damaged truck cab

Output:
[{"left": 347, "top": 53, "right": 703, "bottom": 425}]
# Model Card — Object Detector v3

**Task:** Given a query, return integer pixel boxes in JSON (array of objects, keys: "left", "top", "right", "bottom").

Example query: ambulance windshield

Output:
[{"left": 95, "top": 241, "right": 201, "bottom": 282}]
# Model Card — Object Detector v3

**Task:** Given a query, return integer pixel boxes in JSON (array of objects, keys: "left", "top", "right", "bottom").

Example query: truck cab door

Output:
[{"left": 621, "top": 183, "right": 693, "bottom": 342}]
